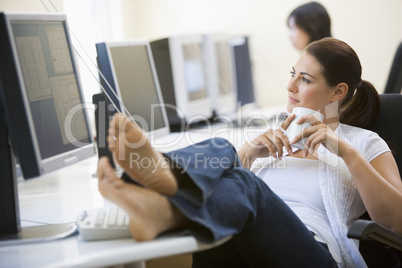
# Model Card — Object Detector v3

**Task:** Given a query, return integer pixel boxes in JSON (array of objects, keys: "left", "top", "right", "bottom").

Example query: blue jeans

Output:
[{"left": 163, "top": 138, "right": 337, "bottom": 267}]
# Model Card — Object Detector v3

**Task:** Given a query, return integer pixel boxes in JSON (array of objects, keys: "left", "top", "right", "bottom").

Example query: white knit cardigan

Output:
[{"left": 252, "top": 123, "right": 390, "bottom": 267}]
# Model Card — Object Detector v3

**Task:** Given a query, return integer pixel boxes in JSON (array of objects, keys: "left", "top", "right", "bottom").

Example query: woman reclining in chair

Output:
[{"left": 97, "top": 38, "right": 402, "bottom": 268}]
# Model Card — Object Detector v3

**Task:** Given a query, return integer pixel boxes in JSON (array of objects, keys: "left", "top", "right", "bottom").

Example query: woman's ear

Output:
[{"left": 331, "top": 82, "right": 348, "bottom": 102}]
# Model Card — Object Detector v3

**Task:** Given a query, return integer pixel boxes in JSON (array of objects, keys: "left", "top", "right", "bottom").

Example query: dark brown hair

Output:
[
  {"left": 288, "top": 2, "right": 332, "bottom": 43},
  {"left": 305, "top": 38, "right": 381, "bottom": 129}
]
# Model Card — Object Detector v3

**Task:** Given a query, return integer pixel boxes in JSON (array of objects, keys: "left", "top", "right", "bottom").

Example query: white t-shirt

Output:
[
  {"left": 256, "top": 157, "right": 341, "bottom": 262},
  {"left": 252, "top": 123, "right": 391, "bottom": 267}
]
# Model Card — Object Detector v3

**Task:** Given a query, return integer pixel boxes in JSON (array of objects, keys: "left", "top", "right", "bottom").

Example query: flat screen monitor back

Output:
[{"left": 230, "top": 36, "right": 255, "bottom": 107}]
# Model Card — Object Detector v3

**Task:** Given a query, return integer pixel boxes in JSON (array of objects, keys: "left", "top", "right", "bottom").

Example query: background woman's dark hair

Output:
[
  {"left": 305, "top": 38, "right": 381, "bottom": 129},
  {"left": 288, "top": 2, "right": 332, "bottom": 43}
]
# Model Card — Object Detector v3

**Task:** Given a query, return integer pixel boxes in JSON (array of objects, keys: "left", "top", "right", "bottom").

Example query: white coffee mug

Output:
[{"left": 275, "top": 107, "right": 324, "bottom": 150}]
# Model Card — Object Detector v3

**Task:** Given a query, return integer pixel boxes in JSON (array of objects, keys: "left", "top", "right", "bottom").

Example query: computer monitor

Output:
[
  {"left": 203, "top": 34, "right": 237, "bottom": 116},
  {"left": 150, "top": 35, "right": 213, "bottom": 128},
  {"left": 229, "top": 36, "right": 256, "bottom": 107},
  {"left": 0, "top": 12, "right": 95, "bottom": 240},
  {"left": 96, "top": 40, "right": 170, "bottom": 139}
]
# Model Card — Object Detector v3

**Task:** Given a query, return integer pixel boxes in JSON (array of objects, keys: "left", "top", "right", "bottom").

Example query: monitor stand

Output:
[
  {"left": 0, "top": 223, "right": 77, "bottom": 246},
  {"left": 0, "top": 105, "right": 77, "bottom": 246}
]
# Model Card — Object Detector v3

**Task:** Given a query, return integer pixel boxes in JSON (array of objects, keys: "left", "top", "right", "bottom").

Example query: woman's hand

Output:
[
  {"left": 291, "top": 115, "right": 352, "bottom": 158},
  {"left": 238, "top": 114, "right": 295, "bottom": 169}
]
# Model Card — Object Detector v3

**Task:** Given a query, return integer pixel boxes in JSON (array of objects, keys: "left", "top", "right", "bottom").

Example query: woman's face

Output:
[
  {"left": 288, "top": 16, "right": 310, "bottom": 51},
  {"left": 287, "top": 52, "right": 335, "bottom": 114}
]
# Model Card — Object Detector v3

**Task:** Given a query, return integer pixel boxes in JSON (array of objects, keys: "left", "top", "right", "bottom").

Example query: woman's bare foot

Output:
[
  {"left": 108, "top": 114, "right": 177, "bottom": 196},
  {"left": 97, "top": 157, "right": 187, "bottom": 241}
]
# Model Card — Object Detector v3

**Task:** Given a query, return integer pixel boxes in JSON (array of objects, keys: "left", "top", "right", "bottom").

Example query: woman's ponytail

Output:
[
  {"left": 339, "top": 80, "right": 381, "bottom": 129},
  {"left": 305, "top": 38, "right": 381, "bottom": 129}
]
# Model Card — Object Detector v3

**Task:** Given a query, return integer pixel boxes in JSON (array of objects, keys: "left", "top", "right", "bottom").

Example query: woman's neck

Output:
[{"left": 323, "top": 116, "right": 340, "bottom": 131}]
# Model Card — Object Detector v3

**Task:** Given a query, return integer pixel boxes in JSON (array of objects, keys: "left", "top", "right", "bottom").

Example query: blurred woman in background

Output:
[{"left": 288, "top": 2, "right": 332, "bottom": 51}]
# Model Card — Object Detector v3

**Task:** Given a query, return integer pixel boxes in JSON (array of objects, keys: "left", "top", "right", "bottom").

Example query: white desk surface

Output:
[{"left": 0, "top": 125, "right": 269, "bottom": 268}]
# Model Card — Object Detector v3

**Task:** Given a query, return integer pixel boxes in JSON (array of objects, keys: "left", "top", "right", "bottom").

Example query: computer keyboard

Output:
[{"left": 76, "top": 207, "right": 133, "bottom": 241}]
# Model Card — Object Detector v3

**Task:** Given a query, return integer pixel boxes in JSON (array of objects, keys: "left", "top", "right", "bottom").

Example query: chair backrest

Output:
[
  {"left": 384, "top": 42, "right": 402, "bottom": 94},
  {"left": 369, "top": 94, "right": 402, "bottom": 173},
  {"left": 360, "top": 94, "right": 402, "bottom": 267}
]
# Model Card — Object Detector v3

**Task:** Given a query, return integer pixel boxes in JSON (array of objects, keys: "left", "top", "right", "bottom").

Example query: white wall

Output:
[
  {"left": 2, "top": 0, "right": 402, "bottom": 109},
  {"left": 0, "top": 0, "right": 63, "bottom": 12}
]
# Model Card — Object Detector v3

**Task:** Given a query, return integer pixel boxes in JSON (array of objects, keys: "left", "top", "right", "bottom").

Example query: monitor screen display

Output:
[
  {"left": 108, "top": 44, "right": 167, "bottom": 133},
  {"left": 9, "top": 18, "right": 92, "bottom": 163},
  {"left": 182, "top": 44, "right": 207, "bottom": 101}
]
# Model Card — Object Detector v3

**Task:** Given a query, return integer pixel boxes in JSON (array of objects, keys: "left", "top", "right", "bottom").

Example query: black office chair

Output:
[
  {"left": 384, "top": 42, "right": 402, "bottom": 94},
  {"left": 347, "top": 94, "right": 402, "bottom": 267}
]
